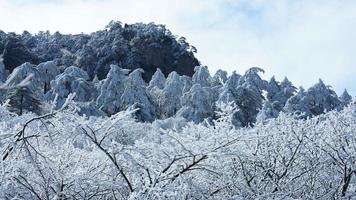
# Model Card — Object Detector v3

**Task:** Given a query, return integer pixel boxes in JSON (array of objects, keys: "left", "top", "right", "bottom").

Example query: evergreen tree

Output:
[
  {"left": 339, "top": 89, "right": 352, "bottom": 106},
  {"left": 176, "top": 84, "right": 214, "bottom": 123},
  {"left": 266, "top": 76, "right": 281, "bottom": 103},
  {"left": 37, "top": 61, "right": 60, "bottom": 94},
  {"left": 233, "top": 84, "right": 264, "bottom": 127},
  {"left": 306, "top": 79, "right": 341, "bottom": 115},
  {"left": 238, "top": 67, "right": 267, "bottom": 91},
  {"left": 284, "top": 87, "right": 312, "bottom": 118},
  {"left": 230, "top": 67, "right": 266, "bottom": 127},
  {"left": 4, "top": 62, "right": 44, "bottom": 99},
  {"left": 96, "top": 64, "right": 129, "bottom": 115},
  {"left": 120, "top": 68, "right": 156, "bottom": 121},
  {"left": 216, "top": 71, "right": 241, "bottom": 105},
  {"left": 256, "top": 100, "right": 280, "bottom": 123},
  {"left": 6, "top": 86, "right": 41, "bottom": 115},
  {"left": 212, "top": 69, "right": 228, "bottom": 87},
  {"left": 156, "top": 71, "right": 184, "bottom": 118},
  {"left": 192, "top": 66, "right": 211, "bottom": 87},
  {"left": 148, "top": 68, "right": 166, "bottom": 90},
  {"left": 0, "top": 56, "right": 7, "bottom": 83},
  {"left": 180, "top": 75, "right": 192, "bottom": 93},
  {"left": 46, "top": 66, "right": 96, "bottom": 109},
  {"left": 278, "top": 77, "right": 297, "bottom": 106}
]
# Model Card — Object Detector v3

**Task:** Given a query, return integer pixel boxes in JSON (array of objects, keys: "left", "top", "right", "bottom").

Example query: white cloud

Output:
[{"left": 0, "top": 0, "right": 355, "bottom": 94}]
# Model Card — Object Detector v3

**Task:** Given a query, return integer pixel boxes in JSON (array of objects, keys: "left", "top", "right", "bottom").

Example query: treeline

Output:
[{"left": 0, "top": 58, "right": 353, "bottom": 127}]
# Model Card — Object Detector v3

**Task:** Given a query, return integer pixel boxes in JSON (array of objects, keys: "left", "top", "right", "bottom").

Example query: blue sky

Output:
[{"left": 0, "top": 0, "right": 355, "bottom": 95}]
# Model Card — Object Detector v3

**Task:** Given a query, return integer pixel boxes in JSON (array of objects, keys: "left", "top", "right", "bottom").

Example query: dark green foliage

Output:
[{"left": 6, "top": 86, "right": 41, "bottom": 115}]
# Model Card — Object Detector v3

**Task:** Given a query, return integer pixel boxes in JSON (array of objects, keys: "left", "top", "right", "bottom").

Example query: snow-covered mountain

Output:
[{"left": 0, "top": 21, "right": 355, "bottom": 199}]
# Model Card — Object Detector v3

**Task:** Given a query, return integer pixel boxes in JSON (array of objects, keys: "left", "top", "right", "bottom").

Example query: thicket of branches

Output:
[{"left": 0, "top": 96, "right": 355, "bottom": 199}]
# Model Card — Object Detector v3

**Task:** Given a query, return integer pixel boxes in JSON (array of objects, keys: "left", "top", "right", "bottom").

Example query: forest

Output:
[{"left": 0, "top": 21, "right": 355, "bottom": 199}]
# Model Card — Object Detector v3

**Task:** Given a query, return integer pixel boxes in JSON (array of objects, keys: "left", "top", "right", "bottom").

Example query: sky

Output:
[{"left": 0, "top": 0, "right": 355, "bottom": 95}]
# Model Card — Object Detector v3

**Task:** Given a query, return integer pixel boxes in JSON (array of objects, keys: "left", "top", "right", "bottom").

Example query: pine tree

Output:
[
  {"left": 212, "top": 69, "right": 228, "bottom": 87},
  {"left": 148, "top": 68, "right": 166, "bottom": 90},
  {"left": 176, "top": 84, "right": 214, "bottom": 123},
  {"left": 238, "top": 67, "right": 267, "bottom": 91},
  {"left": 192, "top": 66, "right": 211, "bottom": 87},
  {"left": 339, "top": 89, "right": 352, "bottom": 107},
  {"left": 0, "top": 56, "right": 7, "bottom": 83},
  {"left": 278, "top": 77, "right": 297, "bottom": 106},
  {"left": 37, "top": 61, "right": 60, "bottom": 94},
  {"left": 256, "top": 100, "right": 280, "bottom": 123},
  {"left": 156, "top": 71, "right": 184, "bottom": 118},
  {"left": 96, "top": 64, "right": 129, "bottom": 115},
  {"left": 6, "top": 86, "right": 41, "bottom": 115},
  {"left": 266, "top": 76, "right": 281, "bottom": 103},
  {"left": 120, "top": 68, "right": 156, "bottom": 121},
  {"left": 284, "top": 87, "right": 312, "bottom": 118},
  {"left": 306, "top": 79, "right": 341, "bottom": 115}
]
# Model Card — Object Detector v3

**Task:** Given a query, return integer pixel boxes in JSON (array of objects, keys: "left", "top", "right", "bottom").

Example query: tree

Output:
[
  {"left": 120, "top": 68, "right": 156, "bottom": 121},
  {"left": 0, "top": 55, "right": 7, "bottom": 83},
  {"left": 256, "top": 100, "right": 280, "bottom": 122},
  {"left": 46, "top": 66, "right": 96, "bottom": 109},
  {"left": 4, "top": 62, "right": 44, "bottom": 99},
  {"left": 238, "top": 67, "right": 267, "bottom": 91},
  {"left": 233, "top": 84, "right": 264, "bottom": 127},
  {"left": 339, "top": 89, "right": 352, "bottom": 107},
  {"left": 277, "top": 77, "right": 297, "bottom": 106},
  {"left": 96, "top": 64, "right": 129, "bottom": 115},
  {"left": 284, "top": 87, "right": 312, "bottom": 117},
  {"left": 211, "top": 69, "right": 228, "bottom": 87},
  {"left": 147, "top": 68, "right": 165, "bottom": 90},
  {"left": 6, "top": 86, "right": 41, "bottom": 115},
  {"left": 37, "top": 61, "right": 60, "bottom": 94},
  {"left": 176, "top": 84, "right": 215, "bottom": 123},
  {"left": 192, "top": 66, "right": 211, "bottom": 87},
  {"left": 306, "top": 79, "right": 341, "bottom": 115},
  {"left": 266, "top": 76, "right": 281, "bottom": 103},
  {"left": 155, "top": 71, "right": 184, "bottom": 118}
]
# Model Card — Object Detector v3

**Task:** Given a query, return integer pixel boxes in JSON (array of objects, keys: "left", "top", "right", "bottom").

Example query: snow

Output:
[{"left": 0, "top": 98, "right": 355, "bottom": 199}]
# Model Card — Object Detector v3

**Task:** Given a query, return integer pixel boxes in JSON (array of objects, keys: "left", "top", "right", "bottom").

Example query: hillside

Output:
[
  {"left": 0, "top": 21, "right": 355, "bottom": 200},
  {"left": 0, "top": 21, "right": 199, "bottom": 81}
]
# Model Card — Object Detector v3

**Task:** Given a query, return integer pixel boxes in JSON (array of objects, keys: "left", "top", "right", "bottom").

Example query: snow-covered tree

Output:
[
  {"left": 306, "top": 79, "right": 341, "bottom": 115},
  {"left": 339, "top": 89, "right": 353, "bottom": 107},
  {"left": 96, "top": 64, "right": 129, "bottom": 115},
  {"left": 220, "top": 68, "right": 266, "bottom": 127},
  {"left": 147, "top": 68, "right": 165, "bottom": 90},
  {"left": 0, "top": 56, "right": 7, "bottom": 83},
  {"left": 37, "top": 61, "right": 60, "bottom": 94},
  {"left": 46, "top": 66, "right": 96, "bottom": 109},
  {"left": 4, "top": 62, "right": 44, "bottom": 98},
  {"left": 176, "top": 84, "right": 214, "bottom": 123},
  {"left": 277, "top": 77, "right": 297, "bottom": 106},
  {"left": 238, "top": 67, "right": 267, "bottom": 91},
  {"left": 211, "top": 69, "right": 228, "bottom": 87},
  {"left": 180, "top": 75, "right": 192, "bottom": 93},
  {"left": 6, "top": 86, "right": 41, "bottom": 115},
  {"left": 266, "top": 76, "right": 281, "bottom": 103},
  {"left": 121, "top": 68, "right": 156, "bottom": 121},
  {"left": 154, "top": 71, "right": 184, "bottom": 118},
  {"left": 284, "top": 87, "right": 312, "bottom": 117},
  {"left": 192, "top": 66, "right": 211, "bottom": 87},
  {"left": 233, "top": 84, "right": 264, "bottom": 127},
  {"left": 216, "top": 71, "right": 241, "bottom": 105},
  {"left": 256, "top": 100, "right": 280, "bottom": 122}
]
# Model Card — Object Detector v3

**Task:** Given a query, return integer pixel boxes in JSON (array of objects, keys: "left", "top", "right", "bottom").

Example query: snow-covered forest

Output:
[{"left": 0, "top": 21, "right": 355, "bottom": 199}]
